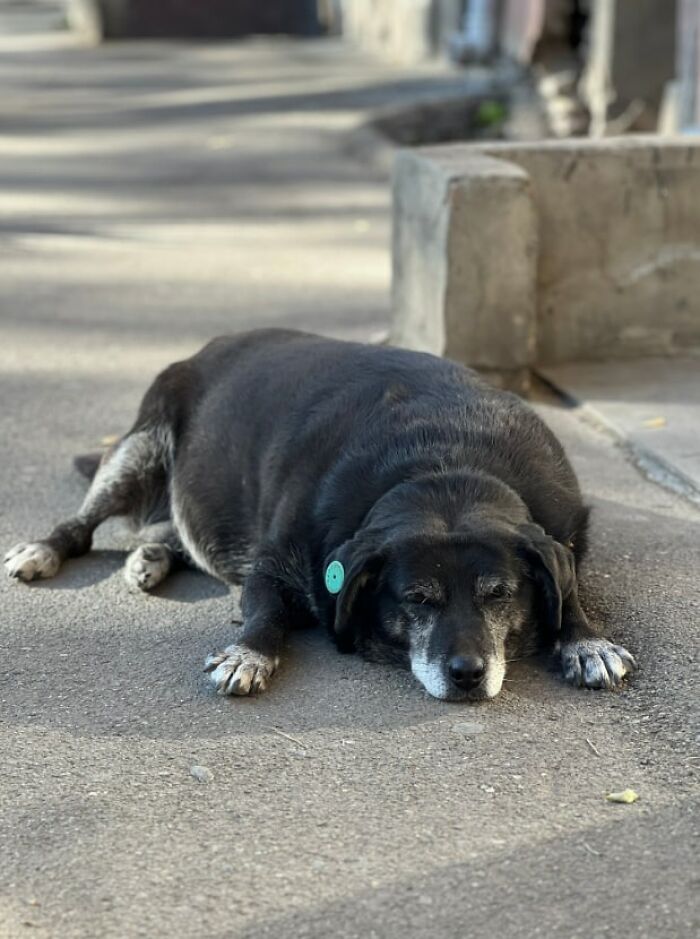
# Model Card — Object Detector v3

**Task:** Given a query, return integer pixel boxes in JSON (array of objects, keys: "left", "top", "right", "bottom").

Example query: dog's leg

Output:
[
  {"left": 204, "top": 554, "right": 311, "bottom": 696},
  {"left": 204, "top": 571, "right": 288, "bottom": 696},
  {"left": 558, "top": 589, "right": 636, "bottom": 690},
  {"left": 123, "top": 521, "right": 185, "bottom": 592},
  {"left": 4, "top": 430, "right": 168, "bottom": 583}
]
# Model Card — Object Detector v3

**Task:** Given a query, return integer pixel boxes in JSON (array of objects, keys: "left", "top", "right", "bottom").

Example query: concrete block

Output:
[
  {"left": 391, "top": 147, "right": 537, "bottom": 374},
  {"left": 391, "top": 137, "right": 700, "bottom": 373},
  {"left": 482, "top": 137, "right": 700, "bottom": 363}
]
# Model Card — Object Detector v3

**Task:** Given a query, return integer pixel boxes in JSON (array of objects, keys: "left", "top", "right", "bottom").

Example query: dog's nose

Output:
[{"left": 448, "top": 655, "right": 486, "bottom": 690}]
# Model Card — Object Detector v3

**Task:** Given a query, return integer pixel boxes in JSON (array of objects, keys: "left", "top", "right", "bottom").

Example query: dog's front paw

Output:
[
  {"left": 560, "top": 638, "right": 637, "bottom": 690},
  {"left": 204, "top": 643, "right": 278, "bottom": 696},
  {"left": 124, "top": 543, "right": 171, "bottom": 591},
  {"left": 4, "top": 542, "right": 61, "bottom": 582}
]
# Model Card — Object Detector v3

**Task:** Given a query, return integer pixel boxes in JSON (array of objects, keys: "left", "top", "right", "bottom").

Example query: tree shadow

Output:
[{"left": 235, "top": 804, "right": 695, "bottom": 939}]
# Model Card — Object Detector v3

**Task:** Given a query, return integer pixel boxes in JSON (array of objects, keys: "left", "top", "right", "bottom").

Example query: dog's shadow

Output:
[
  {"left": 150, "top": 568, "right": 231, "bottom": 603},
  {"left": 27, "top": 549, "right": 126, "bottom": 590},
  {"left": 27, "top": 550, "right": 229, "bottom": 602}
]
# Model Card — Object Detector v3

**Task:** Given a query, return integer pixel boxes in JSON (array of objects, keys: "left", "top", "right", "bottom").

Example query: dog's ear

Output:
[
  {"left": 517, "top": 523, "right": 576, "bottom": 636},
  {"left": 328, "top": 533, "right": 387, "bottom": 653}
]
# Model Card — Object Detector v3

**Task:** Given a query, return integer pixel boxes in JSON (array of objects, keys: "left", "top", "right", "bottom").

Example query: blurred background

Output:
[
  {"left": 4, "top": 1, "right": 697, "bottom": 138},
  {"left": 1, "top": 4, "right": 698, "bottom": 939},
  {"left": 7, "top": 0, "right": 696, "bottom": 137}
]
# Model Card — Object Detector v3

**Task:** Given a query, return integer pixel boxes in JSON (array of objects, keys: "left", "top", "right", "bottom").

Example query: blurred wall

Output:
[{"left": 70, "top": 0, "right": 323, "bottom": 40}]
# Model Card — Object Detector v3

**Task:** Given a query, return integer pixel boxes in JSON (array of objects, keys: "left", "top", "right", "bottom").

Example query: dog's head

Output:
[{"left": 328, "top": 522, "right": 575, "bottom": 701}]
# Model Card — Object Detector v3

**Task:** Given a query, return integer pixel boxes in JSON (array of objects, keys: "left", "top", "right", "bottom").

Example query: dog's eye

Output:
[
  {"left": 480, "top": 582, "right": 512, "bottom": 602},
  {"left": 404, "top": 588, "right": 439, "bottom": 607}
]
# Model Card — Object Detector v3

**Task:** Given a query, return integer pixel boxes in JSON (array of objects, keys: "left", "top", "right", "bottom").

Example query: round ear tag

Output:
[{"left": 324, "top": 560, "right": 345, "bottom": 595}]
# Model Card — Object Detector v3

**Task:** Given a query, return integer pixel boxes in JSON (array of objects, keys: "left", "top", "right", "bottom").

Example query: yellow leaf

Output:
[
  {"left": 642, "top": 417, "right": 666, "bottom": 429},
  {"left": 605, "top": 789, "right": 639, "bottom": 804}
]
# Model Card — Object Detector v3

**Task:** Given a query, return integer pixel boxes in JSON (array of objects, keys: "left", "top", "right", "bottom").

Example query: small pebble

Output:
[
  {"left": 190, "top": 765, "right": 213, "bottom": 783},
  {"left": 453, "top": 722, "right": 485, "bottom": 737}
]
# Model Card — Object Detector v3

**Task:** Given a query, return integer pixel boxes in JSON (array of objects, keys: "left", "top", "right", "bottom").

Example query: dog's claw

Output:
[
  {"left": 560, "top": 638, "right": 636, "bottom": 690},
  {"left": 123, "top": 543, "right": 171, "bottom": 592},
  {"left": 205, "top": 643, "right": 278, "bottom": 696},
  {"left": 4, "top": 542, "right": 61, "bottom": 582}
]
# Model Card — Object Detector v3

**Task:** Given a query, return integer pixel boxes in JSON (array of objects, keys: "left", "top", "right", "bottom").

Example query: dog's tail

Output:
[{"left": 73, "top": 451, "right": 103, "bottom": 481}]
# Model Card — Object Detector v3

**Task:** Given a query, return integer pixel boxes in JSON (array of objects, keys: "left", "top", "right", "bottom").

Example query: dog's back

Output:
[{"left": 146, "top": 330, "right": 587, "bottom": 569}]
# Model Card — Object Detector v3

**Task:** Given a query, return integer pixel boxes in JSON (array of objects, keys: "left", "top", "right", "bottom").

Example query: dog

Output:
[{"left": 4, "top": 329, "right": 636, "bottom": 700}]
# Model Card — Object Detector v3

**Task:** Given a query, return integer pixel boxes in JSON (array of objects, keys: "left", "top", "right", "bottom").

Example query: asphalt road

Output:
[{"left": 0, "top": 21, "right": 698, "bottom": 939}]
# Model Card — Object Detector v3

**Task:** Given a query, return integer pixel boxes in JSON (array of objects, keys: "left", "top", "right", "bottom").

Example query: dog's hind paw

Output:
[
  {"left": 204, "top": 643, "right": 278, "bottom": 696},
  {"left": 4, "top": 542, "right": 61, "bottom": 582},
  {"left": 124, "top": 543, "right": 171, "bottom": 592},
  {"left": 560, "top": 638, "right": 637, "bottom": 690}
]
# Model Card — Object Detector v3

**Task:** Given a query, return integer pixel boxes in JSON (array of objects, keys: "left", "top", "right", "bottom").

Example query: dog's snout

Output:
[{"left": 448, "top": 655, "right": 486, "bottom": 690}]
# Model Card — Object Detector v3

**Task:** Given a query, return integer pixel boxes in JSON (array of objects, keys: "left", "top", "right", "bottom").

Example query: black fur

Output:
[{"left": 8, "top": 329, "right": 636, "bottom": 700}]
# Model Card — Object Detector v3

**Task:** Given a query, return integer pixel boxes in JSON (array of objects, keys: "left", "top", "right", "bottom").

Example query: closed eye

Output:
[
  {"left": 404, "top": 586, "right": 442, "bottom": 607},
  {"left": 476, "top": 580, "right": 514, "bottom": 602}
]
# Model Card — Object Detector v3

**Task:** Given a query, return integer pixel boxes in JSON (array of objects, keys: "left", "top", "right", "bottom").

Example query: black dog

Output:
[{"left": 5, "top": 330, "right": 635, "bottom": 700}]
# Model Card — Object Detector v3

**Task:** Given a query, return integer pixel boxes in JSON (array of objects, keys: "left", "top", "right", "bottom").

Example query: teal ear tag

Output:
[{"left": 324, "top": 560, "right": 345, "bottom": 595}]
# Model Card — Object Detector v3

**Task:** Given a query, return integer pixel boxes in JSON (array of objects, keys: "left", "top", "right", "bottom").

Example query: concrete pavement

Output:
[
  {"left": 0, "top": 17, "right": 698, "bottom": 939},
  {"left": 540, "top": 359, "right": 700, "bottom": 507}
]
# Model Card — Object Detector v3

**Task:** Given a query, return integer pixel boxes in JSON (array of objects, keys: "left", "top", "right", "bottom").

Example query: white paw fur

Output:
[
  {"left": 204, "top": 643, "right": 278, "bottom": 696},
  {"left": 4, "top": 542, "right": 61, "bottom": 582},
  {"left": 560, "top": 638, "right": 636, "bottom": 689},
  {"left": 124, "top": 543, "right": 171, "bottom": 591}
]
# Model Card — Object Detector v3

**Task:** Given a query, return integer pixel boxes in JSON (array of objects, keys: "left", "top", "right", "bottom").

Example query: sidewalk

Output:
[
  {"left": 540, "top": 359, "right": 700, "bottom": 507},
  {"left": 0, "top": 19, "right": 482, "bottom": 405},
  {"left": 0, "top": 21, "right": 698, "bottom": 939}
]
